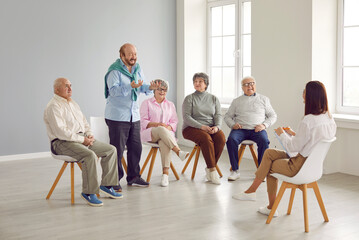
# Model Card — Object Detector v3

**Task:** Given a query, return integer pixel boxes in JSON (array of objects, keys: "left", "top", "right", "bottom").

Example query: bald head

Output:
[
  {"left": 119, "top": 43, "right": 137, "bottom": 67},
  {"left": 54, "top": 77, "right": 72, "bottom": 100}
]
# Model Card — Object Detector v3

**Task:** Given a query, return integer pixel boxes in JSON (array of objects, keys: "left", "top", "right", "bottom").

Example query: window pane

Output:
[
  {"left": 211, "top": 67, "right": 223, "bottom": 98},
  {"left": 343, "top": 27, "right": 359, "bottom": 66},
  {"left": 223, "top": 67, "right": 236, "bottom": 98},
  {"left": 211, "top": 37, "right": 222, "bottom": 66},
  {"left": 223, "top": 36, "right": 235, "bottom": 66},
  {"left": 243, "top": 67, "right": 251, "bottom": 77},
  {"left": 243, "top": 2, "right": 251, "bottom": 34},
  {"left": 242, "top": 35, "right": 251, "bottom": 66},
  {"left": 343, "top": 67, "right": 359, "bottom": 107},
  {"left": 211, "top": 6, "right": 222, "bottom": 36},
  {"left": 223, "top": 4, "right": 235, "bottom": 35},
  {"left": 344, "top": 0, "right": 359, "bottom": 26}
]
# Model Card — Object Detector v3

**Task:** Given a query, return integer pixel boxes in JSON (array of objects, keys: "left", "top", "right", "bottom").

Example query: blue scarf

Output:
[{"left": 104, "top": 58, "right": 141, "bottom": 101}]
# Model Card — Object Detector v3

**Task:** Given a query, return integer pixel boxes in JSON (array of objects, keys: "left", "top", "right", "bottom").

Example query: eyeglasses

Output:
[
  {"left": 242, "top": 82, "right": 255, "bottom": 87},
  {"left": 157, "top": 88, "right": 167, "bottom": 92}
]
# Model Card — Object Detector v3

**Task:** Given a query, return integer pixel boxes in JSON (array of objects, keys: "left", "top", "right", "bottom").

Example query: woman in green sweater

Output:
[{"left": 182, "top": 72, "right": 226, "bottom": 184}]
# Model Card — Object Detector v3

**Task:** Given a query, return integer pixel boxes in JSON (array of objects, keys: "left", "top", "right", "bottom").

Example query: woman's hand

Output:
[
  {"left": 201, "top": 125, "right": 212, "bottom": 133},
  {"left": 274, "top": 127, "right": 284, "bottom": 136},
  {"left": 209, "top": 126, "right": 219, "bottom": 134},
  {"left": 283, "top": 127, "right": 296, "bottom": 136}
]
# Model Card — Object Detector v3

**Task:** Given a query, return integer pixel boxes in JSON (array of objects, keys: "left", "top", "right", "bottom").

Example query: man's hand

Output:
[
  {"left": 131, "top": 79, "right": 143, "bottom": 89},
  {"left": 149, "top": 80, "right": 160, "bottom": 90},
  {"left": 83, "top": 136, "right": 95, "bottom": 146},
  {"left": 254, "top": 124, "right": 265, "bottom": 132},
  {"left": 232, "top": 123, "right": 242, "bottom": 130}
]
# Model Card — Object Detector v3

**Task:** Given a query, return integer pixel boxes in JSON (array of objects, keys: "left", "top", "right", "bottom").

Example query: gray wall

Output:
[{"left": 0, "top": 0, "right": 176, "bottom": 156}]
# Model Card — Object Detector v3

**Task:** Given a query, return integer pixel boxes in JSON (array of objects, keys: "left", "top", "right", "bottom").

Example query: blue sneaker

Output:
[
  {"left": 81, "top": 193, "right": 103, "bottom": 207},
  {"left": 100, "top": 186, "right": 123, "bottom": 199}
]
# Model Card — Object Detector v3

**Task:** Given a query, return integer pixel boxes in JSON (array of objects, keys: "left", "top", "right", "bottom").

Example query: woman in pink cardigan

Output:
[{"left": 140, "top": 79, "right": 189, "bottom": 187}]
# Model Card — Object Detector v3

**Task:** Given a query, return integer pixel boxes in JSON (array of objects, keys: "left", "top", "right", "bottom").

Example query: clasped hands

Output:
[
  {"left": 201, "top": 125, "right": 219, "bottom": 134},
  {"left": 83, "top": 135, "right": 95, "bottom": 146},
  {"left": 131, "top": 80, "right": 159, "bottom": 90}
]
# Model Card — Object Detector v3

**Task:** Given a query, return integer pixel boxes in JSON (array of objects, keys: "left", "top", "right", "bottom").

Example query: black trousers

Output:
[{"left": 105, "top": 119, "right": 142, "bottom": 183}]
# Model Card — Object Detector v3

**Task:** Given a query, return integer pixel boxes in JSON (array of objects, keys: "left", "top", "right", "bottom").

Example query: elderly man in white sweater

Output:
[{"left": 224, "top": 76, "right": 277, "bottom": 181}]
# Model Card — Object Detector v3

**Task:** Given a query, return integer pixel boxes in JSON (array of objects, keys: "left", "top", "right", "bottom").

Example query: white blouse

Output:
[{"left": 279, "top": 113, "right": 337, "bottom": 157}]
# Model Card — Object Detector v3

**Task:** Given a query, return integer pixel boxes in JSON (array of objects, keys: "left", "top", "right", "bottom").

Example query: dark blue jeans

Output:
[
  {"left": 226, "top": 129, "right": 270, "bottom": 171},
  {"left": 105, "top": 119, "right": 142, "bottom": 183}
]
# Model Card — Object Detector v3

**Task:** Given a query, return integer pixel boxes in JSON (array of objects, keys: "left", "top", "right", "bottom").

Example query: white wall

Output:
[
  {"left": 0, "top": 0, "right": 176, "bottom": 156},
  {"left": 177, "top": 0, "right": 207, "bottom": 146}
]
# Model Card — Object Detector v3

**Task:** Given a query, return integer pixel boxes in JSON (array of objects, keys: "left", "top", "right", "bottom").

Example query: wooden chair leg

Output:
[
  {"left": 215, "top": 165, "right": 223, "bottom": 178},
  {"left": 46, "top": 162, "right": 68, "bottom": 200},
  {"left": 301, "top": 184, "right": 309, "bottom": 232},
  {"left": 191, "top": 147, "right": 200, "bottom": 180},
  {"left": 312, "top": 181, "right": 329, "bottom": 222},
  {"left": 121, "top": 157, "right": 127, "bottom": 174},
  {"left": 267, "top": 182, "right": 288, "bottom": 224},
  {"left": 140, "top": 148, "right": 154, "bottom": 175},
  {"left": 248, "top": 144, "right": 259, "bottom": 168},
  {"left": 70, "top": 162, "right": 75, "bottom": 205},
  {"left": 77, "top": 162, "right": 82, "bottom": 170},
  {"left": 170, "top": 162, "right": 180, "bottom": 180},
  {"left": 287, "top": 188, "right": 296, "bottom": 215},
  {"left": 182, "top": 146, "right": 197, "bottom": 174},
  {"left": 231, "top": 144, "right": 247, "bottom": 171},
  {"left": 146, "top": 148, "right": 158, "bottom": 182}
]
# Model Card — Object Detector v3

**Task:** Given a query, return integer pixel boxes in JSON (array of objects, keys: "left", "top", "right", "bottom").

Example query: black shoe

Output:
[
  {"left": 127, "top": 177, "right": 149, "bottom": 187},
  {"left": 113, "top": 183, "right": 122, "bottom": 192}
]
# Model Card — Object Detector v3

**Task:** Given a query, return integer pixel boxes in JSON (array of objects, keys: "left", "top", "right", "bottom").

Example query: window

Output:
[
  {"left": 338, "top": 0, "right": 359, "bottom": 114},
  {"left": 207, "top": 0, "right": 251, "bottom": 104}
]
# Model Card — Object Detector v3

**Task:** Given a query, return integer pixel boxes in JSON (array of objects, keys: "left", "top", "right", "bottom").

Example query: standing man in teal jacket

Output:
[{"left": 104, "top": 43, "right": 158, "bottom": 191}]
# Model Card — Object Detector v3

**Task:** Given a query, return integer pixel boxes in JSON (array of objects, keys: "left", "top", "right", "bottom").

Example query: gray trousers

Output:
[{"left": 52, "top": 138, "right": 119, "bottom": 194}]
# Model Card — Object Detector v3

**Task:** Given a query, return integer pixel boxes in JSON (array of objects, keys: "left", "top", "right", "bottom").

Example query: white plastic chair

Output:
[
  {"left": 46, "top": 153, "right": 83, "bottom": 204},
  {"left": 90, "top": 116, "right": 127, "bottom": 174},
  {"left": 140, "top": 142, "right": 180, "bottom": 182},
  {"left": 266, "top": 137, "right": 336, "bottom": 233}
]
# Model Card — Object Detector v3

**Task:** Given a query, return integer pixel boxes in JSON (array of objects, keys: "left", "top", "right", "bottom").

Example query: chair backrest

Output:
[
  {"left": 90, "top": 117, "right": 110, "bottom": 143},
  {"left": 286, "top": 137, "right": 336, "bottom": 184}
]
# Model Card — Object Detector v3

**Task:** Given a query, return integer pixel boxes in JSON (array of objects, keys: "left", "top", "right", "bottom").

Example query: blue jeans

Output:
[{"left": 226, "top": 129, "right": 270, "bottom": 171}]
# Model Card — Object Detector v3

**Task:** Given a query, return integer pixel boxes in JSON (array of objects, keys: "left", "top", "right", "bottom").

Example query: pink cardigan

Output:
[{"left": 140, "top": 97, "right": 178, "bottom": 142}]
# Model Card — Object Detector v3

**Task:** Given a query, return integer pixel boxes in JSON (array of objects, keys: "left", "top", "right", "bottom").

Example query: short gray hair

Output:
[
  {"left": 192, "top": 72, "right": 209, "bottom": 90},
  {"left": 53, "top": 77, "right": 66, "bottom": 92},
  {"left": 241, "top": 76, "right": 256, "bottom": 85},
  {"left": 154, "top": 79, "right": 169, "bottom": 92}
]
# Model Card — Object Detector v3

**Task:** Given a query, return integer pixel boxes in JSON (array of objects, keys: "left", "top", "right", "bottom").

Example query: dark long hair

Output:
[{"left": 304, "top": 81, "right": 329, "bottom": 115}]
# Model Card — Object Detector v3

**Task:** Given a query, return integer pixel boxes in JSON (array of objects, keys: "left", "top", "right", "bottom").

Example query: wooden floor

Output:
[{"left": 1, "top": 145, "right": 359, "bottom": 240}]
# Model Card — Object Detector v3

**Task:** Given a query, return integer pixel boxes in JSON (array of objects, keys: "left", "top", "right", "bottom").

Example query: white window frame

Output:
[
  {"left": 207, "top": 0, "right": 251, "bottom": 104},
  {"left": 337, "top": 0, "right": 359, "bottom": 114}
]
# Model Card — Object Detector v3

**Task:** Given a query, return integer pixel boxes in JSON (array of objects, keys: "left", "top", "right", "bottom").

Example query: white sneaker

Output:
[
  {"left": 161, "top": 174, "right": 169, "bottom": 187},
  {"left": 258, "top": 206, "right": 278, "bottom": 217},
  {"left": 205, "top": 168, "right": 210, "bottom": 181},
  {"left": 178, "top": 151, "right": 189, "bottom": 161},
  {"left": 228, "top": 170, "right": 240, "bottom": 181},
  {"left": 232, "top": 192, "right": 256, "bottom": 201},
  {"left": 209, "top": 170, "right": 221, "bottom": 185}
]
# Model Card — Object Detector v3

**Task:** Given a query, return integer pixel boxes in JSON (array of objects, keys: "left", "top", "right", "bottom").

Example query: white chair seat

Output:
[
  {"left": 51, "top": 153, "right": 77, "bottom": 162},
  {"left": 241, "top": 140, "right": 256, "bottom": 145},
  {"left": 143, "top": 142, "right": 160, "bottom": 148}
]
